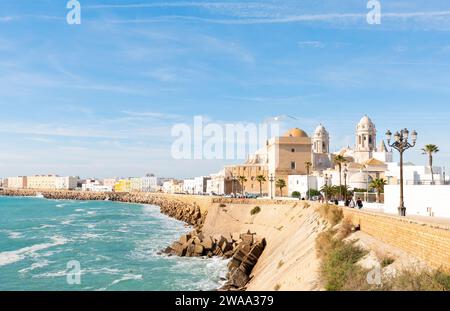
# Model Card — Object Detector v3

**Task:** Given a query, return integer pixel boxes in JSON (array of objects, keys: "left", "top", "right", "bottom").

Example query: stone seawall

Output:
[{"left": 343, "top": 207, "right": 450, "bottom": 271}]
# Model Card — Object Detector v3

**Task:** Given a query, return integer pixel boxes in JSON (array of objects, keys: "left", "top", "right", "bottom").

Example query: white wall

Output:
[{"left": 384, "top": 185, "right": 450, "bottom": 218}]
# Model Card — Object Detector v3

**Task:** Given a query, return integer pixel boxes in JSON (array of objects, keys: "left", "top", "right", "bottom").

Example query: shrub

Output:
[
  {"left": 317, "top": 204, "right": 343, "bottom": 226},
  {"left": 321, "top": 240, "right": 368, "bottom": 291},
  {"left": 337, "top": 217, "right": 353, "bottom": 240},
  {"left": 381, "top": 268, "right": 450, "bottom": 291},
  {"left": 219, "top": 203, "right": 226, "bottom": 208},
  {"left": 274, "top": 284, "right": 281, "bottom": 291},
  {"left": 250, "top": 206, "right": 261, "bottom": 215},
  {"left": 278, "top": 260, "right": 284, "bottom": 269},
  {"left": 291, "top": 191, "right": 301, "bottom": 198}
]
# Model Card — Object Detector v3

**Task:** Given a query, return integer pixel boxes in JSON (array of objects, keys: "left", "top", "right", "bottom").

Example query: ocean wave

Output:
[
  {"left": 0, "top": 236, "right": 68, "bottom": 267},
  {"left": 109, "top": 273, "right": 143, "bottom": 287},
  {"left": 0, "top": 230, "right": 23, "bottom": 239},
  {"left": 18, "top": 259, "right": 52, "bottom": 274}
]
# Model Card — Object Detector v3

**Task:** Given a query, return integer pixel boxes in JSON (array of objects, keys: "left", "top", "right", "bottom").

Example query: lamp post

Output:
[
  {"left": 386, "top": 128, "right": 418, "bottom": 216},
  {"left": 269, "top": 174, "right": 275, "bottom": 199}
]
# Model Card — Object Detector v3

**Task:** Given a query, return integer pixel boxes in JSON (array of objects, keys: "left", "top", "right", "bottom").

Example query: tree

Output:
[
  {"left": 320, "top": 184, "right": 337, "bottom": 202},
  {"left": 369, "top": 178, "right": 387, "bottom": 203},
  {"left": 422, "top": 144, "right": 439, "bottom": 185},
  {"left": 333, "top": 155, "right": 347, "bottom": 200},
  {"left": 304, "top": 161, "right": 312, "bottom": 176},
  {"left": 291, "top": 191, "right": 301, "bottom": 199},
  {"left": 256, "top": 175, "right": 266, "bottom": 197},
  {"left": 275, "top": 179, "right": 286, "bottom": 197},
  {"left": 238, "top": 176, "right": 247, "bottom": 195},
  {"left": 307, "top": 189, "right": 321, "bottom": 198}
]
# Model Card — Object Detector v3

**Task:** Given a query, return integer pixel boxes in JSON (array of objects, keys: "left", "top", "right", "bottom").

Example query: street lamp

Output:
[
  {"left": 386, "top": 128, "right": 418, "bottom": 216},
  {"left": 269, "top": 174, "right": 275, "bottom": 199}
]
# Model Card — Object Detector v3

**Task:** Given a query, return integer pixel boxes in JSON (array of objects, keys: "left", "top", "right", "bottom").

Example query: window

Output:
[
  {"left": 291, "top": 162, "right": 296, "bottom": 170},
  {"left": 291, "top": 148, "right": 295, "bottom": 153}
]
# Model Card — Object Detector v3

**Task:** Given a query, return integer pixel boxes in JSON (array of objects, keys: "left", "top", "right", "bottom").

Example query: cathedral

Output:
[{"left": 218, "top": 115, "right": 393, "bottom": 196}]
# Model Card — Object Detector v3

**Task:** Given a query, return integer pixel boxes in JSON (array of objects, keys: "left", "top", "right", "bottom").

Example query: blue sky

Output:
[{"left": 0, "top": 0, "right": 450, "bottom": 178}]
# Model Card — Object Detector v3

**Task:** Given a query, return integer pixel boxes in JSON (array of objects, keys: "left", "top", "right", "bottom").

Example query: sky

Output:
[{"left": 0, "top": 0, "right": 450, "bottom": 179}]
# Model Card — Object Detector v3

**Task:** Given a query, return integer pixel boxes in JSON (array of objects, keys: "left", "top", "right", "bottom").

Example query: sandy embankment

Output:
[{"left": 202, "top": 201, "right": 326, "bottom": 291}]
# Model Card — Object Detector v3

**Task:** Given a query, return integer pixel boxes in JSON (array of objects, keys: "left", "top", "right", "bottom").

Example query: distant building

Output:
[
  {"left": 102, "top": 178, "right": 118, "bottom": 189},
  {"left": 6, "top": 176, "right": 28, "bottom": 189},
  {"left": 206, "top": 170, "right": 228, "bottom": 195},
  {"left": 114, "top": 179, "right": 132, "bottom": 193},
  {"left": 55, "top": 176, "right": 78, "bottom": 190},
  {"left": 142, "top": 176, "right": 157, "bottom": 192},
  {"left": 183, "top": 179, "right": 196, "bottom": 194},
  {"left": 27, "top": 175, "right": 77, "bottom": 190},
  {"left": 130, "top": 177, "right": 143, "bottom": 192},
  {"left": 162, "top": 180, "right": 183, "bottom": 194}
]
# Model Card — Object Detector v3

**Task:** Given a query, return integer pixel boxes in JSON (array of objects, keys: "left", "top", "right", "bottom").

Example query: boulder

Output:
[
  {"left": 229, "top": 267, "right": 249, "bottom": 289},
  {"left": 200, "top": 236, "right": 214, "bottom": 250},
  {"left": 179, "top": 234, "right": 191, "bottom": 245}
]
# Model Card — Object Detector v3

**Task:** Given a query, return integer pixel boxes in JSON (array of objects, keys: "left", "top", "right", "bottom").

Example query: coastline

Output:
[{"left": 0, "top": 189, "right": 265, "bottom": 291}]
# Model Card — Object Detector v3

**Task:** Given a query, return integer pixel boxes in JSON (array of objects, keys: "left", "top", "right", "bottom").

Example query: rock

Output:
[
  {"left": 170, "top": 242, "right": 186, "bottom": 256},
  {"left": 229, "top": 267, "right": 249, "bottom": 288},
  {"left": 179, "top": 234, "right": 191, "bottom": 245},
  {"left": 200, "top": 236, "right": 214, "bottom": 250},
  {"left": 240, "top": 232, "right": 254, "bottom": 245},
  {"left": 194, "top": 244, "right": 204, "bottom": 256}
]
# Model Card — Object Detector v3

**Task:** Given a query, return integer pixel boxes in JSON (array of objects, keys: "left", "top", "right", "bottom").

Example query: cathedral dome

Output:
[
  {"left": 284, "top": 128, "right": 309, "bottom": 138},
  {"left": 357, "top": 115, "right": 375, "bottom": 130},
  {"left": 314, "top": 124, "right": 328, "bottom": 135}
]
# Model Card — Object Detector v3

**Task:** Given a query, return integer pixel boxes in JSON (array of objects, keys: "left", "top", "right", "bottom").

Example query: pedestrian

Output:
[
  {"left": 349, "top": 197, "right": 356, "bottom": 208},
  {"left": 356, "top": 197, "right": 363, "bottom": 209}
]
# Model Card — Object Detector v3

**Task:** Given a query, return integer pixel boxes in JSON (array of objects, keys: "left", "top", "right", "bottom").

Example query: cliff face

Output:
[{"left": 202, "top": 201, "right": 325, "bottom": 291}]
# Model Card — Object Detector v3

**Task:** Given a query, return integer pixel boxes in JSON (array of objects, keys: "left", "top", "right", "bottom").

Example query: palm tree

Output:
[
  {"left": 275, "top": 179, "right": 286, "bottom": 197},
  {"left": 238, "top": 176, "right": 247, "bottom": 195},
  {"left": 304, "top": 161, "right": 312, "bottom": 176},
  {"left": 256, "top": 175, "right": 266, "bottom": 197},
  {"left": 305, "top": 161, "right": 312, "bottom": 200},
  {"left": 369, "top": 178, "right": 387, "bottom": 203},
  {"left": 422, "top": 144, "right": 439, "bottom": 185},
  {"left": 320, "top": 184, "right": 337, "bottom": 202},
  {"left": 333, "top": 155, "right": 347, "bottom": 200}
]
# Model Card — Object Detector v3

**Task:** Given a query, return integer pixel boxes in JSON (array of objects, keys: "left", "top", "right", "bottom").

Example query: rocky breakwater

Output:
[
  {"left": 165, "top": 229, "right": 266, "bottom": 290},
  {"left": 0, "top": 189, "right": 206, "bottom": 229}
]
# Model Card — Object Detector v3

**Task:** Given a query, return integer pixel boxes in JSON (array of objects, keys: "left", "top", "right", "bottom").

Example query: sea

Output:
[{"left": 0, "top": 196, "right": 228, "bottom": 291}]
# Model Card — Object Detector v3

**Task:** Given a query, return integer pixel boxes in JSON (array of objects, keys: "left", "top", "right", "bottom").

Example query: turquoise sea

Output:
[{"left": 0, "top": 196, "right": 228, "bottom": 291}]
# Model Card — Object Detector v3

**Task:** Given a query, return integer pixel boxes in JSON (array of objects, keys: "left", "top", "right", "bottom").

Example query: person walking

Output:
[
  {"left": 349, "top": 197, "right": 356, "bottom": 208},
  {"left": 356, "top": 197, "right": 363, "bottom": 209}
]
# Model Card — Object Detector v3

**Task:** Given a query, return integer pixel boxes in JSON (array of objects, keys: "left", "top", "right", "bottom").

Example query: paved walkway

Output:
[{"left": 356, "top": 206, "right": 450, "bottom": 228}]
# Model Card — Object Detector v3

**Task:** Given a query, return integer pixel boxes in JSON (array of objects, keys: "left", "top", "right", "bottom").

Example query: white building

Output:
[
  {"left": 142, "top": 176, "right": 158, "bottom": 192},
  {"left": 384, "top": 185, "right": 450, "bottom": 218},
  {"left": 55, "top": 176, "right": 78, "bottom": 190},
  {"left": 6, "top": 176, "right": 28, "bottom": 189},
  {"left": 385, "top": 162, "right": 444, "bottom": 185},
  {"left": 288, "top": 175, "right": 318, "bottom": 198},
  {"left": 206, "top": 170, "right": 228, "bottom": 195},
  {"left": 83, "top": 184, "right": 113, "bottom": 192},
  {"left": 183, "top": 179, "right": 196, "bottom": 194}
]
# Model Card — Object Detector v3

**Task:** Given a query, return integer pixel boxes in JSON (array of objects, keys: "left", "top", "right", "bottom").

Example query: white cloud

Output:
[{"left": 298, "top": 41, "right": 325, "bottom": 48}]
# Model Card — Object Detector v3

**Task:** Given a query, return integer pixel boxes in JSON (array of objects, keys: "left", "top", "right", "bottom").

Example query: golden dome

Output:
[{"left": 284, "top": 128, "right": 309, "bottom": 138}]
